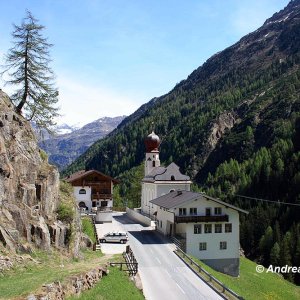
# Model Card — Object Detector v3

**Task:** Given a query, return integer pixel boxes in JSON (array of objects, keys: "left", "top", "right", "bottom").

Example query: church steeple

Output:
[{"left": 144, "top": 131, "right": 161, "bottom": 175}]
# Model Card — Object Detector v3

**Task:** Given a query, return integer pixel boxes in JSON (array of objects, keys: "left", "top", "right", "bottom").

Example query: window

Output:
[
  {"left": 152, "top": 161, "right": 155, "bottom": 167},
  {"left": 220, "top": 241, "right": 227, "bottom": 250},
  {"left": 215, "top": 224, "right": 222, "bottom": 233},
  {"left": 171, "top": 175, "right": 175, "bottom": 181},
  {"left": 204, "top": 224, "right": 212, "bottom": 233},
  {"left": 190, "top": 208, "right": 197, "bottom": 215},
  {"left": 199, "top": 242, "right": 207, "bottom": 251},
  {"left": 179, "top": 208, "right": 187, "bottom": 216},
  {"left": 79, "top": 189, "right": 86, "bottom": 194},
  {"left": 79, "top": 201, "right": 86, "bottom": 208},
  {"left": 225, "top": 223, "right": 232, "bottom": 233},
  {"left": 194, "top": 224, "right": 202, "bottom": 234},
  {"left": 205, "top": 208, "right": 211, "bottom": 216},
  {"left": 214, "top": 207, "right": 222, "bottom": 215}
]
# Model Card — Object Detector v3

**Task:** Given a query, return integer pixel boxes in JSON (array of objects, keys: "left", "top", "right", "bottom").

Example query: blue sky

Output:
[{"left": 0, "top": 0, "right": 290, "bottom": 126}]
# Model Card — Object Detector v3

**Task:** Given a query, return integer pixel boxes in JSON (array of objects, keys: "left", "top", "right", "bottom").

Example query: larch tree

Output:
[{"left": 1, "top": 10, "right": 59, "bottom": 131}]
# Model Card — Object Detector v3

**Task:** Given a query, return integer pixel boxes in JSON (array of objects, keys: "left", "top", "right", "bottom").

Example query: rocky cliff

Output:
[{"left": 0, "top": 90, "right": 76, "bottom": 254}]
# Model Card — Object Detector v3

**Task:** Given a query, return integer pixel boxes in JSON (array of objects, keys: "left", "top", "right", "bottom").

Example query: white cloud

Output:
[{"left": 56, "top": 75, "right": 141, "bottom": 126}]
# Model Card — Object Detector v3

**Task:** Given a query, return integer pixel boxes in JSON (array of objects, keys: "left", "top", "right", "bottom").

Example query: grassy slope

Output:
[
  {"left": 68, "top": 266, "right": 144, "bottom": 300},
  {"left": 193, "top": 256, "right": 300, "bottom": 300},
  {"left": 0, "top": 250, "right": 108, "bottom": 299},
  {"left": 82, "top": 217, "right": 96, "bottom": 243}
]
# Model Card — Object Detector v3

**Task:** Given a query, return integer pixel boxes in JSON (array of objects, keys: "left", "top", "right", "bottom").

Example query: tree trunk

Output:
[{"left": 16, "top": 32, "right": 29, "bottom": 114}]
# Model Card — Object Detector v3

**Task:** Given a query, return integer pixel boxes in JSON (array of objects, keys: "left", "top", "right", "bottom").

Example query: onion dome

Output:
[{"left": 144, "top": 131, "right": 160, "bottom": 152}]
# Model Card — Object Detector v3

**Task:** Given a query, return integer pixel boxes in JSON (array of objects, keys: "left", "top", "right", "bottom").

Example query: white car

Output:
[{"left": 99, "top": 231, "right": 128, "bottom": 244}]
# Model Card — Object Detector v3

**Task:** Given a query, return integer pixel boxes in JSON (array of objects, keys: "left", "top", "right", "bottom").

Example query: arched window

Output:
[
  {"left": 171, "top": 175, "right": 175, "bottom": 181},
  {"left": 79, "top": 201, "right": 86, "bottom": 208},
  {"left": 170, "top": 189, "right": 175, "bottom": 193},
  {"left": 79, "top": 189, "right": 86, "bottom": 194}
]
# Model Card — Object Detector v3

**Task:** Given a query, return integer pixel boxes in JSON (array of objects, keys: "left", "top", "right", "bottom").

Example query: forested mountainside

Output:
[
  {"left": 39, "top": 116, "right": 125, "bottom": 170},
  {"left": 64, "top": 0, "right": 300, "bottom": 283}
]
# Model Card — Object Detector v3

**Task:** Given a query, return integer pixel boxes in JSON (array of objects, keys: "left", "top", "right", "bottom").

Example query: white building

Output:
[
  {"left": 66, "top": 169, "right": 119, "bottom": 218},
  {"left": 141, "top": 131, "right": 192, "bottom": 216},
  {"left": 150, "top": 190, "right": 248, "bottom": 276}
]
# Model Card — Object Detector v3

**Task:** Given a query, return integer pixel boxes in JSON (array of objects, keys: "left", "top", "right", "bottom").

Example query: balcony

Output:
[
  {"left": 175, "top": 214, "right": 229, "bottom": 223},
  {"left": 91, "top": 193, "right": 112, "bottom": 200},
  {"left": 83, "top": 180, "right": 110, "bottom": 186}
]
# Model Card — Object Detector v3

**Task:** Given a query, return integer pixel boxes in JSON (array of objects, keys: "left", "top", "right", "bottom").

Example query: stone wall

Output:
[{"left": 27, "top": 265, "right": 108, "bottom": 300}]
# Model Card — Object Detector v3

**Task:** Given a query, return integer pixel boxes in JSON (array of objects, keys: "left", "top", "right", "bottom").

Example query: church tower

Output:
[{"left": 144, "top": 131, "right": 161, "bottom": 175}]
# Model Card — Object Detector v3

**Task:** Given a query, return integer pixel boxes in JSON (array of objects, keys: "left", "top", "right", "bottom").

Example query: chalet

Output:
[
  {"left": 150, "top": 190, "right": 248, "bottom": 276},
  {"left": 66, "top": 169, "right": 119, "bottom": 213}
]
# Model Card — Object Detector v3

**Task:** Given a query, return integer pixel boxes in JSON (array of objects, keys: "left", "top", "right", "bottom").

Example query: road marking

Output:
[
  {"left": 176, "top": 283, "right": 186, "bottom": 294},
  {"left": 165, "top": 270, "right": 171, "bottom": 278},
  {"left": 156, "top": 257, "right": 162, "bottom": 264}
]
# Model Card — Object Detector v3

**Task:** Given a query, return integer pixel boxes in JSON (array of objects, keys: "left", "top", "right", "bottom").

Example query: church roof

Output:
[
  {"left": 149, "top": 190, "right": 248, "bottom": 214},
  {"left": 143, "top": 162, "right": 191, "bottom": 182}
]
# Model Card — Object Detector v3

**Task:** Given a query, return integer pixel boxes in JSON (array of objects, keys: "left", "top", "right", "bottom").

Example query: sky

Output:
[{"left": 0, "top": 0, "right": 291, "bottom": 126}]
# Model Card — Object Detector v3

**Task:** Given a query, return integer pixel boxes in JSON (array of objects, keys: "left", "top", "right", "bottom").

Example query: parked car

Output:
[{"left": 99, "top": 231, "right": 128, "bottom": 243}]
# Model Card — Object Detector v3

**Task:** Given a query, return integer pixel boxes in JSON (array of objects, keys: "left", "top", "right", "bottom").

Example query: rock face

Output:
[{"left": 0, "top": 90, "right": 69, "bottom": 253}]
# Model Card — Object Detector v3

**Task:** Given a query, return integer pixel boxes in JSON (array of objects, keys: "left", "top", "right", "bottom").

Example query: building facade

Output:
[
  {"left": 150, "top": 190, "right": 248, "bottom": 276},
  {"left": 141, "top": 131, "right": 192, "bottom": 216},
  {"left": 66, "top": 169, "right": 119, "bottom": 213}
]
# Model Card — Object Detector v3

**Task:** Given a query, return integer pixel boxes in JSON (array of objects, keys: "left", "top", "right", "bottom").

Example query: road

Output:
[{"left": 109, "top": 212, "right": 223, "bottom": 300}]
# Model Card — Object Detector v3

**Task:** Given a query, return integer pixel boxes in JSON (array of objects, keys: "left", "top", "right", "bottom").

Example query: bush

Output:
[{"left": 56, "top": 202, "right": 74, "bottom": 224}]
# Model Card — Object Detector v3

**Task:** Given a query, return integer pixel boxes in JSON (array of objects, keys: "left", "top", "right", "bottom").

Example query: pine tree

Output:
[
  {"left": 1, "top": 10, "right": 59, "bottom": 131},
  {"left": 259, "top": 226, "right": 273, "bottom": 265},
  {"left": 270, "top": 242, "right": 280, "bottom": 266}
]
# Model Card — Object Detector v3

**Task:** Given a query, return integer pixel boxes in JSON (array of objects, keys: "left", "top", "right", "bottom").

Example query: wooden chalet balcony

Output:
[
  {"left": 175, "top": 214, "right": 229, "bottom": 223},
  {"left": 83, "top": 180, "right": 107, "bottom": 185},
  {"left": 91, "top": 193, "right": 112, "bottom": 200}
]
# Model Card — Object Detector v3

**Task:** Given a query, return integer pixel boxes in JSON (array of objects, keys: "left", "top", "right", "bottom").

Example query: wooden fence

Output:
[
  {"left": 90, "top": 215, "right": 101, "bottom": 251},
  {"left": 110, "top": 245, "right": 138, "bottom": 276},
  {"left": 175, "top": 247, "right": 244, "bottom": 300}
]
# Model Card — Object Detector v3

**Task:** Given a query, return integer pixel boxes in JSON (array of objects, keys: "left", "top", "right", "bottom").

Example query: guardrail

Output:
[{"left": 175, "top": 247, "right": 244, "bottom": 300}]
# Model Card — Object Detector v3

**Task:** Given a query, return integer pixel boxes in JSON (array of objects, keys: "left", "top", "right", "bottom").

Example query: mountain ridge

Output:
[
  {"left": 39, "top": 115, "right": 125, "bottom": 170},
  {"left": 63, "top": 0, "right": 300, "bottom": 179}
]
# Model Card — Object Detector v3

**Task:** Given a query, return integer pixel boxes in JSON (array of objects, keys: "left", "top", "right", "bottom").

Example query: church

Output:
[
  {"left": 139, "top": 131, "right": 248, "bottom": 276},
  {"left": 141, "top": 131, "right": 192, "bottom": 217}
]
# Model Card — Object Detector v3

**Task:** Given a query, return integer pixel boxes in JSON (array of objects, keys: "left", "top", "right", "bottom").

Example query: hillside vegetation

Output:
[{"left": 64, "top": 0, "right": 300, "bottom": 284}]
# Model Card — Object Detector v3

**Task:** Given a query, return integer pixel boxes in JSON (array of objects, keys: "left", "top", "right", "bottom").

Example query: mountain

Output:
[
  {"left": 39, "top": 116, "right": 126, "bottom": 170},
  {"left": 64, "top": 0, "right": 300, "bottom": 179},
  {"left": 63, "top": 0, "right": 300, "bottom": 284}
]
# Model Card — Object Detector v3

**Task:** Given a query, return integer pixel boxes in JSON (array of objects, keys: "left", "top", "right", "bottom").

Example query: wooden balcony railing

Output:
[
  {"left": 175, "top": 214, "right": 229, "bottom": 223},
  {"left": 91, "top": 194, "right": 112, "bottom": 200}
]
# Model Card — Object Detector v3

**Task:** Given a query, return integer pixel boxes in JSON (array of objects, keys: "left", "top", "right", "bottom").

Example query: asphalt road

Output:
[{"left": 112, "top": 212, "right": 223, "bottom": 300}]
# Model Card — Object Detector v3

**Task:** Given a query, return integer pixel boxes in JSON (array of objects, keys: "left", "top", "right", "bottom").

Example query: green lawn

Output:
[
  {"left": 181, "top": 253, "right": 300, "bottom": 300},
  {"left": 68, "top": 265, "right": 144, "bottom": 300},
  {"left": 0, "top": 250, "right": 106, "bottom": 299}
]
